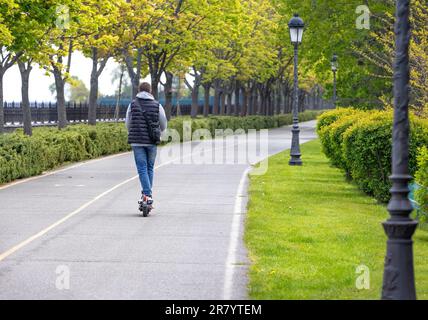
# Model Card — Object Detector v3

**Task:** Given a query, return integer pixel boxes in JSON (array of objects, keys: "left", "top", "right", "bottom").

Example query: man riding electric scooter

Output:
[{"left": 125, "top": 82, "right": 168, "bottom": 216}]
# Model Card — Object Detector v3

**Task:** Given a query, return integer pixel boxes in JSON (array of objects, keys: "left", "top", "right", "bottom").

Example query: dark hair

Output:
[{"left": 139, "top": 82, "right": 152, "bottom": 93}]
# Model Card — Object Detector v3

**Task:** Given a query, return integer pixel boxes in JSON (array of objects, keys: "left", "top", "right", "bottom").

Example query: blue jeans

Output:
[{"left": 132, "top": 146, "right": 157, "bottom": 197}]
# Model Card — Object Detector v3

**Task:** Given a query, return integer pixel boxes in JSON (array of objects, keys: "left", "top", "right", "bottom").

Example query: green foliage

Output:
[
  {"left": 165, "top": 111, "right": 321, "bottom": 142},
  {"left": 67, "top": 76, "right": 89, "bottom": 103},
  {"left": 0, "top": 123, "right": 130, "bottom": 185},
  {"left": 318, "top": 109, "right": 428, "bottom": 203},
  {"left": 0, "top": 0, "right": 15, "bottom": 45},
  {"left": 272, "top": 1, "right": 407, "bottom": 109},
  {"left": 326, "top": 110, "right": 368, "bottom": 172},
  {"left": 415, "top": 147, "right": 428, "bottom": 220},
  {"left": 341, "top": 111, "right": 394, "bottom": 202},
  {"left": 316, "top": 108, "right": 357, "bottom": 132},
  {"left": 316, "top": 108, "right": 359, "bottom": 160}
]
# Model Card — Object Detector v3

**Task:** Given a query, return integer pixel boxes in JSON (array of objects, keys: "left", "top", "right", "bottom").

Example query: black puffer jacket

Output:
[{"left": 127, "top": 98, "right": 160, "bottom": 145}]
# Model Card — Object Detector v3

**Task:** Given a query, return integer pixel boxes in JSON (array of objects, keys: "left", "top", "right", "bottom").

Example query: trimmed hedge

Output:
[
  {"left": 0, "top": 111, "right": 322, "bottom": 185},
  {"left": 166, "top": 111, "right": 322, "bottom": 141},
  {"left": 0, "top": 123, "right": 130, "bottom": 184},
  {"left": 317, "top": 108, "right": 428, "bottom": 203},
  {"left": 416, "top": 147, "right": 428, "bottom": 220}
]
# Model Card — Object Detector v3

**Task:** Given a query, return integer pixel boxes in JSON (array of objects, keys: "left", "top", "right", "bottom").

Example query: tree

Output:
[
  {"left": 80, "top": 0, "right": 121, "bottom": 125},
  {"left": 167, "top": 0, "right": 226, "bottom": 118},
  {"left": 272, "top": 0, "right": 397, "bottom": 109},
  {"left": 17, "top": 59, "right": 33, "bottom": 136},
  {"left": 1, "top": 0, "right": 57, "bottom": 135},
  {"left": 0, "top": 0, "right": 19, "bottom": 134},
  {"left": 117, "top": 0, "right": 165, "bottom": 98},
  {"left": 197, "top": 0, "right": 279, "bottom": 116},
  {"left": 142, "top": 0, "right": 216, "bottom": 103},
  {"left": 234, "top": 0, "right": 279, "bottom": 116},
  {"left": 67, "top": 76, "right": 89, "bottom": 103},
  {"left": 38, "top": 0, "right": 91, "bottom": 129},
  {"left": 111, "top": 63, "right": 127, "bottom": 121},
  {"left": 0, "top": 0, "right": 14, "bottom": 46},
  {"left": 202, "top": 0, "right": 243, "bottom": 115},
  {"left": 20, "top": 1, "right": 60, "bottom": 136},
  {"left": 353, "top": 0, "right": 427, "bottom": 115}
]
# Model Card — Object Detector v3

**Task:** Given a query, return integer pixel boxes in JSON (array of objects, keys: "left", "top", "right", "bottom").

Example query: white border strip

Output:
[{"left": 223, "top": 167, "right": 250, "bottom": 300}]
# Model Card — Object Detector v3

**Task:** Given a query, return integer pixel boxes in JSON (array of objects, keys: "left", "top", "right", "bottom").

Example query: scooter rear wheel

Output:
[{"left": 143, "top": 206, "right": 149, "bottom": 217}]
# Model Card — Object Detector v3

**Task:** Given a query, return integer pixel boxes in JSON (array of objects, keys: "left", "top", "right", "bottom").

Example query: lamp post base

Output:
[
  {"left": 289, "top": 126, "right": 302, "bottom": 166},
  {"left": 289, "top": 158, "right": 302, "bottom": 166},
  {"left": 382, "top": 219, "right": 418, "bottom": 300}
]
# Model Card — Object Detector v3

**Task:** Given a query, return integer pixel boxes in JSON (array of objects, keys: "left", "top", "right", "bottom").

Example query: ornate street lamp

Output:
[
  {"left": 382, "top": 0, "right": 417, "bottom": 300},
  {"left": 288, "top": 14, "right": 304, "bottom": 166},
  {"left": 331, "top": 54, "right": 338, "bottom": 108}
]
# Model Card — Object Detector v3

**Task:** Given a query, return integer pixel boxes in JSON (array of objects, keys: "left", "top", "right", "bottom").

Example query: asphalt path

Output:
[{"left": 0, "top": 120, "right": 317, "bottom": 300}]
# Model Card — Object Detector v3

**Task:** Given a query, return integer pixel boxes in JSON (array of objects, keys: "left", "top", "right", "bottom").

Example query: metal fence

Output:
[
  {"left": 3, "top": 102, "right": 127, "bottom": 126},
  {"left": 3, "top": 94, "right": 332, "bottom": 127},
  {"left": 2, "top": 101, "right": 198, "bottom": 126}
]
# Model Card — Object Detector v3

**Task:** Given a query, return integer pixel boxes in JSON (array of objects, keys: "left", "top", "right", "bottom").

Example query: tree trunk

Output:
[
  {"left": 260, "top": 93, "right": 264, "bottom": 115},
  {"left": 125, "top": 49, "right": 142, "bottom": 98},
  {"left": 248, "top": 86, "right": 254, "bottom": 116},
  {"left": 176, "top": 75, "right": 182, "bottom": 117},
  {"left": 283, "top": 85, "right": 291, "bottom": 113},
  {"left": 257, "top": 93, "right": 262, "bottom": 115},
  {"left": 0, "top": 72, "right": 4, "bottom": 134},
  {"left": 299, "top": 91, "right": 306, "bottom": 112},
  {"left": 241, "top": 87, "right": 248, "bottom": 117},
  {"left": 203, "top": 83, "right": 210, "bottom": 117},
  {"left": 164, "top": 72, "right": 173, "bottom": 120},
  {"left": 114, "top": 66, "right": 124, "bottom": 122},
  {"left": 275, "top": 83, "right": 281, "bottom": 115},
  {"left": 0, "top": 53, "right": 22, "bottom": 134},
  {"left": 255, "top": 88, "right": 260, "bottom": 115},
  {"left": 18, "top": 60, "right": 33, "bottom": 136},
  {"left": 263, "top": 94, "right": 268, "bottom": 115},
  {"left": 88, "top": 49, "right": 99, "bottom": 125},
  {"left": 151, "top": 75, "right": 160, "bottom": 100},
  {"left": 258, "top": 86, "right": 264, "bottom": 115},
  {"left": 213, "top": 81, "right": 220, "bottom": 115},
  {"left": 190, "top": 84, "right": 199, "bottom": 119},
  {"left": 54, "top": 68, "right": 67, "bottom": 129},
  {"left": 220, "top": 90, "right": 226, "bottom": 115},
  {"left": 88, "top": 48, "right": 108, "bottom": 125},
  {"left": 234, "top": 84, "right": 240, "bottom": 117},
  {"left": 226, "top": 92, "right": 233, "bottom": 115},
  {"left": 252, "top": 84, "right": 258, "bottom": 115},
  {"left": 252, "top": 90, "right": 257, "bottom": 115},
  {"left": 131, "top": 76, "right": 139, "bottom": 99}
]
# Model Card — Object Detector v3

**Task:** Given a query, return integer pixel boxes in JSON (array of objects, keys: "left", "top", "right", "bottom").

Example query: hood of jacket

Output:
[{"left": 136, "top": 91, "right": 155, "bottom": 100}]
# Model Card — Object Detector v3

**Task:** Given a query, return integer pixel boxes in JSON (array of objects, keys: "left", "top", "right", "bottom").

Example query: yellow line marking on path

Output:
[
  {"left": 0, "top": 175, "right": 137, "bottom": 262},
  {"left": 0, "top": 139, "right": 243, "bottom": 262}
]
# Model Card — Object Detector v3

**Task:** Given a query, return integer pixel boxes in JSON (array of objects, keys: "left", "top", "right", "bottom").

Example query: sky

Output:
[{"left": 3, "top": 52, "right": 148, "bottom": 103}]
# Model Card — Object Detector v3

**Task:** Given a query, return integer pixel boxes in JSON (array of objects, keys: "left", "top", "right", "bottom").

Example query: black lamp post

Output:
[
  {"left": 382, "top": 0, "right": 417, "bottom": 300},
  {"left": 331, "top": 54, "right": 338, "bottom": 108},
  {"left": 288, "top": 13, "right": 304, "bottom": 166}
]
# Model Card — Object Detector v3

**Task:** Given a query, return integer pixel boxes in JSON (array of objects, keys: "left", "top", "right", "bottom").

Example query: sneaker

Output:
[
  {"left": 138, "top": 194, "right": 146, "bottom": 206},
  {"left": 142, "top": 195, "right": 154, "bottom": 209}
]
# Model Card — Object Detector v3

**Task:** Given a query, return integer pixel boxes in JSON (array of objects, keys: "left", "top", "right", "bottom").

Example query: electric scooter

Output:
[{"left": 138, "top": 199, "right": 152, "bottom": 217}]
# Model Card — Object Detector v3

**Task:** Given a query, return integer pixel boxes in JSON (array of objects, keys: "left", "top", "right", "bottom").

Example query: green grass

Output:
[{"left": 245, "top": 139, "right": 428, "bottom": 300}]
